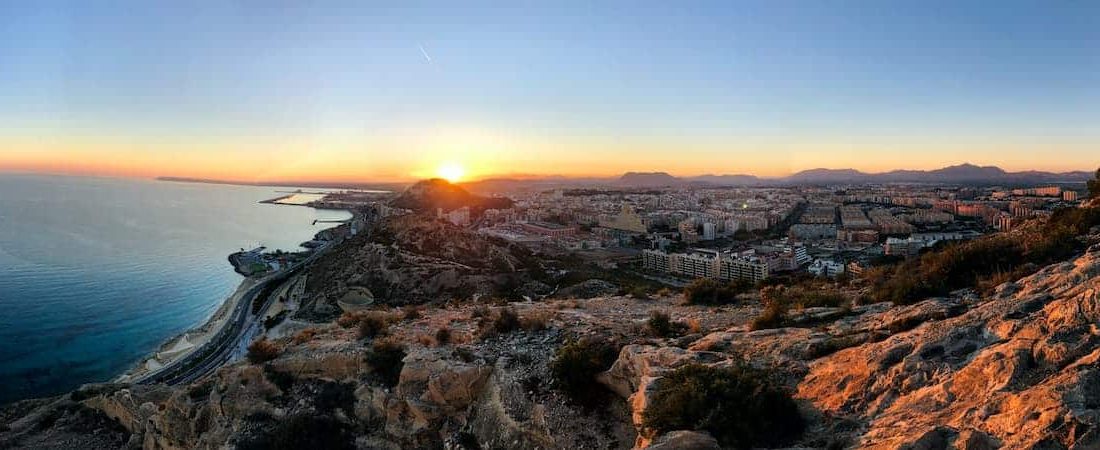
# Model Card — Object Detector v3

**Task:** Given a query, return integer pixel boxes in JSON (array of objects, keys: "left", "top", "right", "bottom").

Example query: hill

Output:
[
  {"left": 389, "top": 178, "right": 514, "bottom": 214},
  {"left": 617, "top": 172, "right": 683, "bottom": 187}
]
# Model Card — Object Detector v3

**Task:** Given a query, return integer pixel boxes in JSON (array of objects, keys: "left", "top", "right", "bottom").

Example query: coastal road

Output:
[{"left": 136, "top": 241, "right": 334, "bottom": 386}]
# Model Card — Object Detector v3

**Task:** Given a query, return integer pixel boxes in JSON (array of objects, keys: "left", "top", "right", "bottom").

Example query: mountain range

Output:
[{"left": 616, "top": 164, "right": 1094, "bottom": 187}]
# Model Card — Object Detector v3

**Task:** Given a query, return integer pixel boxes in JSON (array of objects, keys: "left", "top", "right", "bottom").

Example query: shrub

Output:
[
  {"left": 628, "top": 286, "right": 650, "bottom": 300},
  {"left": 471, "top": 305, "right": 491, "bottom": 319},
  {"left": 247, "top": 339, "right": 281, "bottom": 364},
  {"left": 686, "top": 318, "right": 703, "bottom": 334},
  {"left": 750, "top": 294, "right": 789, "bottom": 331},
  {"left": 683, "top": 278, "right": 752, "bottom": 305},
  {"left": 365, "top": 339, "right": 406, "bottom": 387},
  {"left": 642, "top": 364, "right": 804, "bottom": 449},
  {"left": 550, "top": 338, "right": 619, "bottom": 405},
  {"left": 493, "top": 308, "right": 522, "bottom": 333},
  {"left": 292, "top": 328, "right": 318, "bottom": 344},
  {"left": 647, "top": 310, "right": 686, "bottom": 338},
  {"left": 263, "top": 365, "right": 295, "bottom": 392},
  {"left": 435, "top": 327, "right": 452, "bottom": 345},
  {"left": 356, "top": 312, "right": 392, "bottom": 339},
  {"left": 403, "top": 307, "right": 422, "bottom": 321}
]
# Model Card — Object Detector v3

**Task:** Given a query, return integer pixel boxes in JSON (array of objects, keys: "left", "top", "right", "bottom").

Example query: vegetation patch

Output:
[
  {"left": 366, "top": 339, "right": 406, "bottom": 387},
  {"left": 864, "top": 206, "right": 1100, "bottom": 304},
  {"left": 550, "top": 337, "right": 620, "bottom": 406},
  {"left": 247, "top": 339, "right": 281, "bottom": 364},
  {"left": 237, "top": 413, "right": 354, "bottom": 450},
  {"left": 682, "top": 278, "right": 753, "bottom": 305},
  {"left": 647, "top": 310, "right": 688, "bottom": 338},
  {"left": 642, "top": 363, "right": 804, "bottom": 449}
]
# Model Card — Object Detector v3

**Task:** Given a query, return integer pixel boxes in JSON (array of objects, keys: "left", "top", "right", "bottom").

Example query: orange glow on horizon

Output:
[{"left": 1, "top": 132, "right": 1097, "bottom": 184}]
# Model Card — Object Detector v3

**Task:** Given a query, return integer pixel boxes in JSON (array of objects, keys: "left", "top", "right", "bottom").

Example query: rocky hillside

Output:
[
  {"left": 390, "top": 178, "right": 514, "bottom": 214},
  {"left": 6, "top": 236, "right": 1100, "bottom": 448},
  {"left": 295, "top": 214, "right": 543, "bottom": 321}
]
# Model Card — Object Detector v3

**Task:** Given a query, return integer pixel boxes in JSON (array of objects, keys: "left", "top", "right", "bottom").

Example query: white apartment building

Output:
[{"left": 642, "top": 249, "right": 768, "bottom": 283}]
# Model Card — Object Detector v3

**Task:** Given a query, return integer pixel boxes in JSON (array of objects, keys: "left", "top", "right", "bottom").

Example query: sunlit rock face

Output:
[{"left": 799, "top": 245, "right": 1100, "bottom": 449}]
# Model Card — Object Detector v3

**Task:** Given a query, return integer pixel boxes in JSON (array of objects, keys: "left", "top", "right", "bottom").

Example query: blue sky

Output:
[{"left": 1, "top": 1, "right": 1098, "bottom": 180}]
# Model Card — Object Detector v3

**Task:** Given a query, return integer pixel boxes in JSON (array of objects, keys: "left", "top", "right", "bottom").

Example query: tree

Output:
[{"left": 1089, "top": 168, "right": 1100, "bottom": 199}]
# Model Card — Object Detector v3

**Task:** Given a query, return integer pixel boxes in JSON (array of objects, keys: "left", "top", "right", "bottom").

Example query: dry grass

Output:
[
  {"left": 292, "top": 328, "right": 319, "bottom": 344},
  {"left": 403, "top": 306, "right": 423, "bottom": 321},
  {"left": 356, "top": 311, "right": 396, "bottom": 339},
  {"left": 686, "top": 318, "right": 703, "bottom": 334},
  {"left": 247, "top": 338, "right": 281, "bottom": 364}
]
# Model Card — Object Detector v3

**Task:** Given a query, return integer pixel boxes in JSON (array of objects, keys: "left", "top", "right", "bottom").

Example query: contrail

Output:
[{"left": 418, "top": 44, "right": 432, "bottom": 63}]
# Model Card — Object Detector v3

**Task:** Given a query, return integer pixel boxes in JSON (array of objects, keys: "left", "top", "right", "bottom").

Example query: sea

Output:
[{"left": 0, "top": 174, "right": 352, "bottom": 404}]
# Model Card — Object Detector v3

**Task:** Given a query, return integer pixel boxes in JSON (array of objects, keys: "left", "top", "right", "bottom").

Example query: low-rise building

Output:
[
  {"left": 520, "top": 221, "right": 577, "bottom": 237},
  {"left": 808, "top": 259, "right": 846, "bottom": 278}
]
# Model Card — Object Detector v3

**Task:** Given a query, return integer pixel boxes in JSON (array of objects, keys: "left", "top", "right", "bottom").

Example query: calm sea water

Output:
[{"left": 0, "top": 174, "right": 351, "bottom": 403}]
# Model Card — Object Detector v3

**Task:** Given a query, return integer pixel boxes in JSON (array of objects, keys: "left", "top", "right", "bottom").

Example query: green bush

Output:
[
  {"left": 750, "top": 300, "right": 788, "bottom": 331},
  {"left": 357, "top": 312, "right": 392, "bottom": 339},
  {"left": 647, "top": 310, "right": 686, "bottom": 337},
  {"left": 435, "top": 326, "right": 451, "bottom": 345},
  {"left": 683, "top": 278, "right": 753, "bottom": 305},
  {"left": 550, "top": 338, "right": 619, "bottom": 405},
  {"left": 366, "top": 339, "right": 406, "bottom": 387},
  {"left": 642, "top": 363, "right": 804, "bottom": 449}
]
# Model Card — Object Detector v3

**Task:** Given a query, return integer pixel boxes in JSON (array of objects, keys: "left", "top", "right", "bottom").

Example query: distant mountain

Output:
[
  {"left": 691, "top": 174, "right": 763, "bottom": 185},
  {"left": 785, "top": 168, "right": 871, "bottom": 184},
  {"left": 390, "top": 178, "right": 514, "bottom": 214},
  {"left": 677, "top": 163, "right": 1094, "bottom": 186},
  {"left": 618, "top": 172, "right": 683, "bottom": 187},
  {"left": 597, "top": 163, "right": 1095, "bottom": 188}
]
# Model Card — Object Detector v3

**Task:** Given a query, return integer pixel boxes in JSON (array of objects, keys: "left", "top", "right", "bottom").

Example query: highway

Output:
[{"left": 135, "top": 241, "right": 333, "bottom": 385}]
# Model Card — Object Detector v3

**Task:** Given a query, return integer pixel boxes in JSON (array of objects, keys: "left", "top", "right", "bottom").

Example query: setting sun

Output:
[{"left": 437, "top": 163, "right": 466, "bottom": 183}]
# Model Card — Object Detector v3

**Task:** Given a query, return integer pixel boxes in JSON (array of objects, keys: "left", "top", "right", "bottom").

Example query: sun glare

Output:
[{"left": 437, "top": 163, "right": 465, "bottom": 183}]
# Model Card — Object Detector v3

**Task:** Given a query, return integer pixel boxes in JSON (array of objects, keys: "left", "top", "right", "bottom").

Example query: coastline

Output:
[
  {"left": 116, "top": 201, "right": 354, "bottom": 384},
  {"left": 116, "top": 276, "right": 260, "bottom": 382}
]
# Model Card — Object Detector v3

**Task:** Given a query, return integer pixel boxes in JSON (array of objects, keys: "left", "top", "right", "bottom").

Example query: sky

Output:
[{"left": 1, "top": 1, "right": 1098, "bottom": 182}]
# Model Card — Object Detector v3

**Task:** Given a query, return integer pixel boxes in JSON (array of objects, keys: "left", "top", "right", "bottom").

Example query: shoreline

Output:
[
  {"left": 116, "top": 203, "right": 354, "bottom": 384},
  {"left": 116, "top": 276, "right": 260, "bottom": 382}
]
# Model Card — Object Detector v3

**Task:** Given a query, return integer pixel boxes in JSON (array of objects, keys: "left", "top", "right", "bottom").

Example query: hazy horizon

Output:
[
  {"left": 4, "top": 159, "right": 1100, "bottom": 186},
  {"left": 2, "top": 2, "right": 1099, "bottom": 182}
]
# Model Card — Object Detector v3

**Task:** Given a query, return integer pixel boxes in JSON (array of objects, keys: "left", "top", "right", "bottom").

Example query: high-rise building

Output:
[{"left": 702, "top": 222, "right": 716, "bottom": 240}]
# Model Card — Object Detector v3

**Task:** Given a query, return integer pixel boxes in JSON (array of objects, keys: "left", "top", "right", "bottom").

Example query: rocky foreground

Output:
[{"left": 6, "top": 238, "right": 1100, "bottom": 449}]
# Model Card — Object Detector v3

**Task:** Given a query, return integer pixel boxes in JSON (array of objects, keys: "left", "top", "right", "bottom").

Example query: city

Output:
[
  {"left": 388, "top": 174, "right": 1089, "bottom": 287},
  {"left": 4, "top": 2, "right": 1100, "bottom": 450}
]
